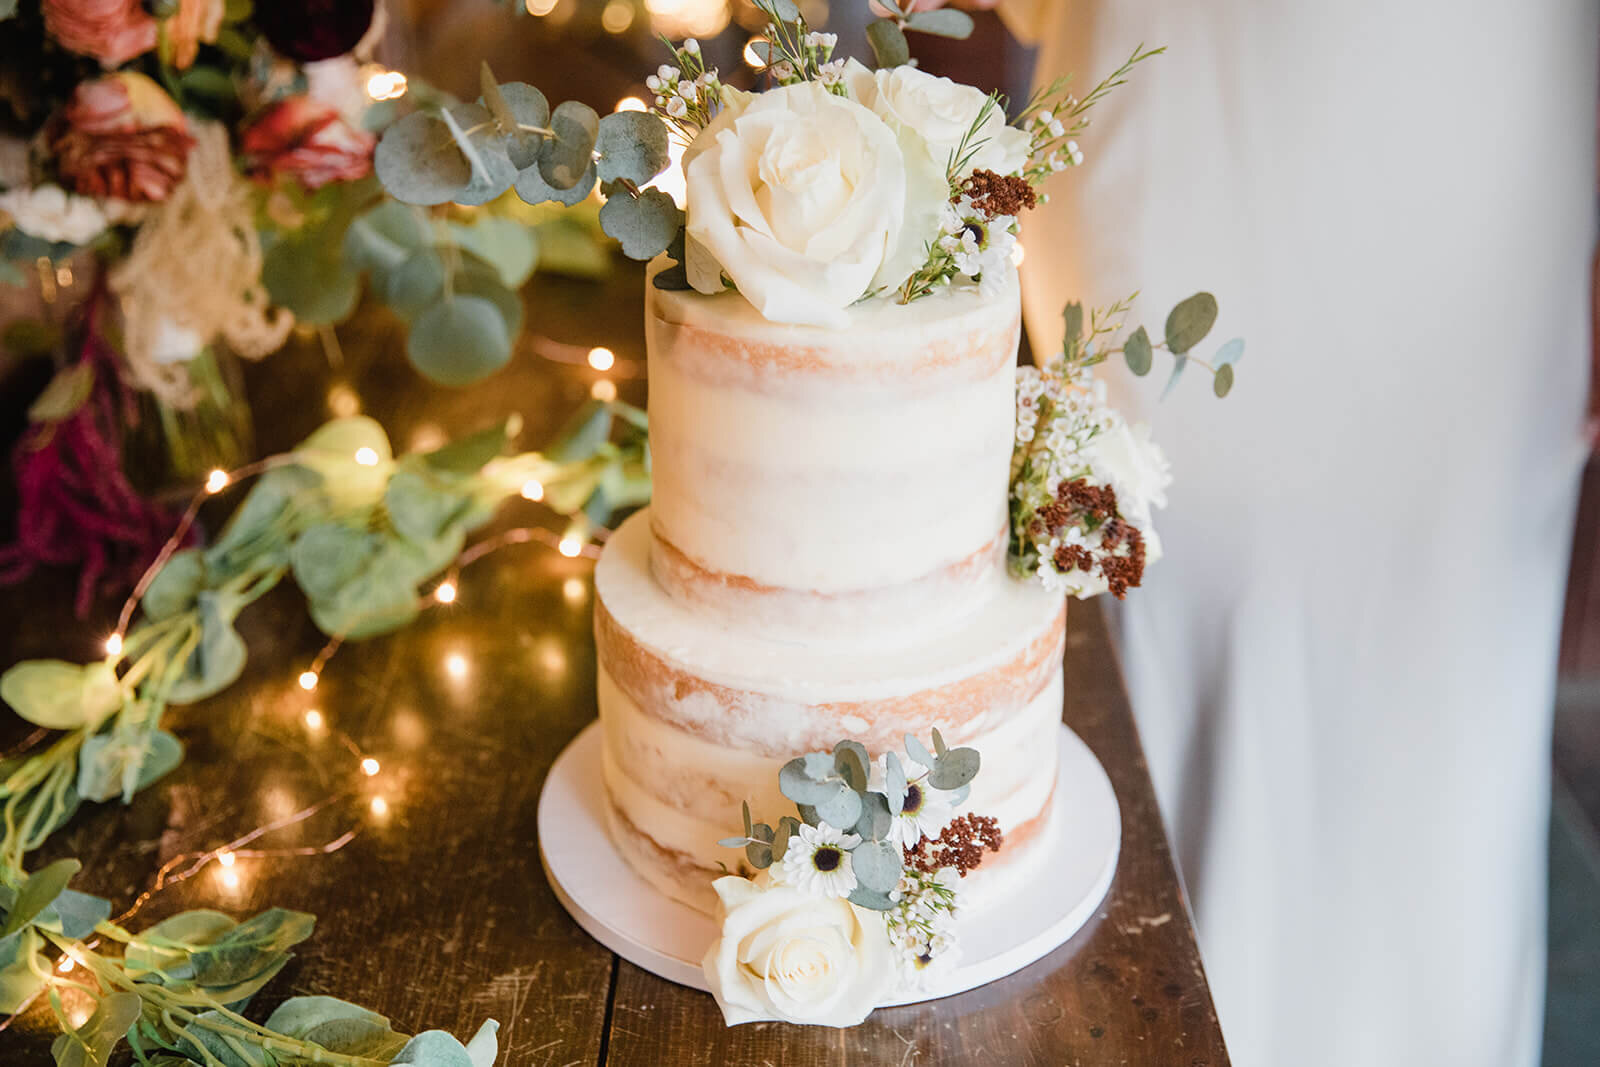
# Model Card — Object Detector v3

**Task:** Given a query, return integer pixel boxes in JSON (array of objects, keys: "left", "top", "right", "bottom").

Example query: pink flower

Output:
[
  {"left": 165, "top": 0, "right": 225, "bottom": 70},
  {"left": 240, "top": 96, "right": 375, "bottom": 190},
  {"left": 43, "top": 0, "right": 159, "bottom": 67},
  {"left": 50, "top": 73, "right": 194, "bottom": 203}
]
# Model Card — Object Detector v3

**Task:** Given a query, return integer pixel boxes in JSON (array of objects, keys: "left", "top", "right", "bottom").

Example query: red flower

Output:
[
  {"left": 50, "top": 73, "right": 194, "bottom": 204},
  {"left": 43, "top": 0, "right": 159, "bottom": 67},
  {"left": 240, "top": 96, "right": 375, "bottom": 190}
]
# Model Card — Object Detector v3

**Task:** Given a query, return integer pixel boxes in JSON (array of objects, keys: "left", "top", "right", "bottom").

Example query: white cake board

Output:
[{"left": 538, "top": 721, "right": 1120, "bottom": 1005}]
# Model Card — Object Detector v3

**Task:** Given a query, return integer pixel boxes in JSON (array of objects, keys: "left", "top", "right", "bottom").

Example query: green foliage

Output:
[
  {"left": 598, "top": 188, "right": 682, "bottom": 261},
  {"left": 1164, "top": 291, "right": 1218, "bottom": 355},
  {"left": 0, "top": 661, "right": 121, "bottom": 730},
  {"left": 1123, "top": 325, "right": 1153, "bottom": 376},
  {"left": 865, "top": 20, "right": 910, "bottom": 68},
  {"left": 903, "top": 8, "right": 973, "bottom": 38},
  {"left": 50, "top": 991, "right": 141, "bottom": 1067},
  {"left": 1058, "top": 292, "right": 1236, "bottom": 398},
  {"left": 595, "top": 112, "right": 671, "bottom": 187},
  {"left": 407, "top": 295, "right": 513, "bottom": 387},
  {"left": 539, "top": 101, "right": 600, "bottom": 191}
]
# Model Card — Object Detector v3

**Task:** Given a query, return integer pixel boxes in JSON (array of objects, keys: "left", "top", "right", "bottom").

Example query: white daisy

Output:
[
  {"left": 780, "top": 822, "right": 860, "bottom": 898},
  {"left": 870, "top": 756, "right": 956, "bottom": 848}
]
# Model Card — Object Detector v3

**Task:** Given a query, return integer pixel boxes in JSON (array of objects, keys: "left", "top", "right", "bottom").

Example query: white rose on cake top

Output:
[
  {"left": 702, "top": 874, "right": 896, "bottom": 1027},
  {"left": 683, "top": 80, "right": 945, "bottom": 328},
  {"left": 862, "top": 65, "right": 1031, "bottom": 178}
]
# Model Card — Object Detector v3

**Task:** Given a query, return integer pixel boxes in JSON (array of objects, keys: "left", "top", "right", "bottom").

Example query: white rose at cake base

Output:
[
  {"left": 682, "top": 81, "right": 944, "bottom": 328},
  {"left": 702, "top": 875, "right": 895, "bottom": 1027}
]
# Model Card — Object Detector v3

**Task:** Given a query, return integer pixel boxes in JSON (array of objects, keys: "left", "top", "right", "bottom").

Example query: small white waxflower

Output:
[
  {"left": 657, "top": 64, "right": 680, "bottom": 81},
  {"left": 1047, "top": 118, "right": 1066, "bottom": 137},
  {"left": 804, "top": 31, "right": 838, "bottom": 49},
  {"left": 780, "top": 822, "right": 861, "bottom": 898},
  {"left": 696, "top": 70, "right": 719, "bottom": 87},
  {"left": 1049, "top": 152, "right": 1067, "bottom": 172},
  {"left": 769, "top": 60, "right": 796, "bottom": 82},
  {"left": 665, "top": 96, "right": 688, "bottom": 118},
  {"left": 1067, "top": 140, "right": 1084, "bottom": 165},
  {"left": 677, "top": 80, "right": 699, "bottom": 101},
  {"left": 645, "top": 74, "right": 662, "bottom": 92},
  {"left": 683, "top": 38, "right": 700, "bottom": 54},
  {"left": 1035, "top": 109, "right": 1054, "bottom": 127},
  {"left": 817, "top": 59, "right": 846, "bottom": 87}
]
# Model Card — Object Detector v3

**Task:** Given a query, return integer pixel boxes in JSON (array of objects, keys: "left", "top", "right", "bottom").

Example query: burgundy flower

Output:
[
  {"left": 43, "top": 0, "right": 159, "bottom": 68},
  {"left": 50, "top": 73, "right": 195, "bottom": 204},
  {"left": 240, "top": 96, "right": 375, "bottom": 190},
  {"left": 255, "top": 0, "right": 376, "bottom": 62}
]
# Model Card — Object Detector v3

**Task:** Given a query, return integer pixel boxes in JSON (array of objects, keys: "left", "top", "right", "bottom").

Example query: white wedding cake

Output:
[{"left": 594, "top": 265, "right": 1066, "bottom": 915}]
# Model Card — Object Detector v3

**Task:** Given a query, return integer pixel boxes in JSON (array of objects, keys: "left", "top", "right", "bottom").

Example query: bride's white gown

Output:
[{"left": 998, "top": 2, "right": 1597, "bottom": 1064}]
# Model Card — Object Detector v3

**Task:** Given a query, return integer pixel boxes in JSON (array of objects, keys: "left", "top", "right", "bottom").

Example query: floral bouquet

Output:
[{"left": 0, "top": 1, "right": 568, "bottom": 613}]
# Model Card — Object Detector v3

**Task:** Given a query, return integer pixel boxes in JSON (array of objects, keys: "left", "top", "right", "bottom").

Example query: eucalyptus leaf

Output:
[
  {"left": 833, "top": 741, "right": 869, "bottom": 792},
  {"left": 598, "top": 188, "right": 683, "bottom": 260},
  {"left": 851, "top": 839, "right": 903, "bottom": 893},
  {"left": 408, "top": 295, "right": 513, "bottom": 386},
  {"left": 1124, "top": 325, "right": 1153, "bottom": 376},
  {"left": 1213, "top": 363, "right": 1235, "bottom": 398},
  {"left": 77, "top": 728, "right": 183, "bottom": 803},
  {"left": 851, "top": 790, "right": 891, "bottom": 843},
  {"left": 931, "top": 727, "right": 948, "bottom": 758},
  {"left": 265, "top": 995, "right": 390, "bottom": 1039},
  {"left": 392, "top": 1030, "right": 475, "bottom": 1067},
  {"left": 175, "top": 1011, "right": 271, "bottom": 1067},
  {"left": 49, "top": 990, "right": 141, "bottom": 1067},
  {"left": 884, "top": 752, "right": 906, "bottom": 816},
  {"left": 493, "top": 83, "right": 552, "bottom": 170},
  {"left": 292, "top": 523, "right": 378, "bottom": 603},
  {"left": 304, "top": 550, "right": 425, "bottom": 640},
  {"left": 514, "top": 160, "right": 596, "bottom": 207},
  {"left": 261, "top": 232, "right": 361, "bottom": 325},
  {"left": 779, "top": 759, "right": 840, "bottom": 806},
  {"left": 904, "top": 734, "right": 935, "bottom": 769},
  {"left": 142, "top": 549, "right": 206, "bottom": 621},
  {"left": 204, "top": 465, "right": 322, "bottom": 579},
  {"left": 795, "top": 803, "right": 820, "bottom": 828},
  {"left": 465, "top": 1020, "right": 500, "bottom": 1067},
  {"left": 1164, "top": 292, "right": 1218, "bottom": 355},
  {"left": 125, "top": 909, "right": 237, "bottom": 976},
  {"left": 420, "top": 417, "right": 517, "bottom": 474},
  {"left": 188, "top": 907, "right": 315, "bottom": 988},
  {"left": 442, "top": 104, "right": 518, "bottom": 206},
  {"left": 814, "top": 786, "right": 862, "bottom": 830},
  {"left": 381, "top": 250, "right": 447, "bottom": 319},
  {"left": 866, "top": 19, "right": 910, "bottom": 69},
  {"left": 539, "top": 100, "right": 600, "bottom": 191},
  {"left": 386, "top": 468, "right": 476, "bottom": 545},
  {"left": 0, "top": 659, "right": 121, "bottom": 730},
  {"left": 167, "top": 592, "right": 247, "bottom": 704},
  {"left": 744, "top": 840, "right": 773, "bottom": 869},
  {"left": 41, "top": 888, "right": 111, "bottom": 940},
  {"left": 375, "top": 111, "right": 472, "bottom": 206},
  {"left": 453, "top": 251, "right": 526, "bottom": 339},
  {"left": 929, "top": 746, "right": 980, "bottom": 790},
  {"left": 905, "top": 8, "right": 973, "bottom": 37},
  {"left": 447, "top": 216, "right": 539, "bottom": 288},
  {"left": 846, "top": 885, "right": 894, "bottom": 912},
  {"left": 771, "top": 816, "right": 796, "bottom": 864},
  {"left": 1215, "top": 337, "right": 1245, "bottom": 366},
  {"left": 0, "top": 927, "right": 44, "bottom": 1012},
  {"left": 1, "top": 858, "right": 79, "bottom": 936},
  {"left": 344, "top": 201, "right": 428, "bottom": 273},
  {"left": 1161, "top": 353, "right": 1187, "bottom": 400},
  {"left": 595, "top": 111, "right": 671, "bottom": 186},
  {"left": 544, "top": 400, "right": 613, "bottom": 463}
]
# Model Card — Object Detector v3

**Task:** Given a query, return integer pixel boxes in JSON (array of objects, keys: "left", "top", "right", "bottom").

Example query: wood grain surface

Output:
[{"left": 1, "top": 267, "right": 1228, "bottom": 1065}]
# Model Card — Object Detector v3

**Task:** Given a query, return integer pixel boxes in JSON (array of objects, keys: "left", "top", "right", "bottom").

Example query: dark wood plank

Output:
[
  {"left": 604, "top": 603, "right": 1229, "bottom": 1067},
  {"left": 2, "top": 269, "right": 651, "bottom": 1062}
]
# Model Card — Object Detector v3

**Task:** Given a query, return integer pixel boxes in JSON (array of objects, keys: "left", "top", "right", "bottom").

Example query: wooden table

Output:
[{"left": 2, "top": 267, "right": 1229, "bottom": 1065}]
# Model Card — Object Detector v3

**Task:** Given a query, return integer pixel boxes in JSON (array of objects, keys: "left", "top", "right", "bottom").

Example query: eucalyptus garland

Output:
[{"left": 0, "top": 400, "right": 650, "bottom": 1064}]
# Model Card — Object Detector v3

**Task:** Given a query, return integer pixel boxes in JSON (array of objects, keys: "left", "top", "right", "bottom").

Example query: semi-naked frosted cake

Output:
[{"left": 594, "top": 265, "right": 1067, "bottom": 915}]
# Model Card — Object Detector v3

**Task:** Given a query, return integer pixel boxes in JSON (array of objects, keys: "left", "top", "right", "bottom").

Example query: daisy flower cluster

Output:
[
  {"left": 647, "top": 40, "right": 724, "bottom": 135},
  {"left": 1009, "top": 362, "right": 1171, "bottom": 598},
  {"left": 717, "top": 728, "right": 1003, "bottom": 992}
]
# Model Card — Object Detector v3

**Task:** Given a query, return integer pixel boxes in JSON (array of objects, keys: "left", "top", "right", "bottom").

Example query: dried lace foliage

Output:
[{"left": 110, "top": 120, "right": 293, "bottom": 404}]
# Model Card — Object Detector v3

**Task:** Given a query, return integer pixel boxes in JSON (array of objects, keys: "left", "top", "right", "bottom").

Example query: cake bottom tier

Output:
[{"left": 594, "top": 511, "right": 1068, "bottom": 915}]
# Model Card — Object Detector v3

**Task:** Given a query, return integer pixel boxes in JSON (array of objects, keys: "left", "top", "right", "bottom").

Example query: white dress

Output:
[{"left": 997, "top": 2, "right": 1598, "bottom": 1064}]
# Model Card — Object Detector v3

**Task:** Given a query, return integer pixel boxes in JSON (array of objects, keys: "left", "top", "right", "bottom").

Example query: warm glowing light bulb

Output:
[
  {"left": 615, "top": 96, "right": 647, "bottom": 113},
  {"left": 370, "top": 795, "right": 389, "bottom": 817},
  {"left": 57, "top": 955, "right": 75, "bottom": 973},
  {"left": 525, "top": 0, "right": 558, "bottom": 13},
  {"left": 326, "top": 383, "right": 360, "bottom": 417},
  {"left": 445, "top": 653, "right": 468, "bottom": 680},
  {"left": 520, "top": 479, "right": 545, "bottom": 501},
  {"left": 365, "top": 69, "right": 408, "bottom": 101},
  {"left": 744, "top": 38, "right": 767, "bottom": 67},
  {"left": 563, "top": 577, "right": 586, "bottom": 603},
  {"left": 361, "top": 757, "right": 380, "bottom": 777},
  {"left": 303, "top": 709, "right": 324, "bottom": 730},
  {"left": 601, "top": 0, "right": 634, "bottom": 32},
  {"left": 205, "top": 469, "right": 230, "bottom": 493},
  {"left": 221, "top": 868, "right": 240, "bottom": 890},
  {"left": 559, "top": 537, "right": 583, "bottom": 558},
  {"left": 590, "top": 379, "right": 617, "bottom": 402},
  {"left": 435, "top": 581, "right": 458, "bottom": 604},
  {"left": 354, "top": 446, "right": 380, "bottom": 466},
  {"left": 218, "top": 850, "right": 236, "bottom": 868},
  {"left": 298, "top": 671, "right": 319, "bottom": 691},
  {"left": 587, "top": 346, "right": 615, "bottom": 371},
  {"left": 104, "top": 633, "right": 123, "bottom": 657}
]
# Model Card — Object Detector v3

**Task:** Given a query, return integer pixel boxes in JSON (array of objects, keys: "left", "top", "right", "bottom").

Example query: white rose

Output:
[
  {"left": 1088, "top": 417, "right": 1172, "bottom": 528},
  {"left": 0, "top": 184, "right": 109, "bottom": 245},
  {"left": 702, "top": 875, "right": 895, "bottom": 1027},
  {"left": 864, "top": 66, "right": 1031, "bottom": 178},
  {"left": 683, "top": 81, "right": 943, "bottom": 328}
]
